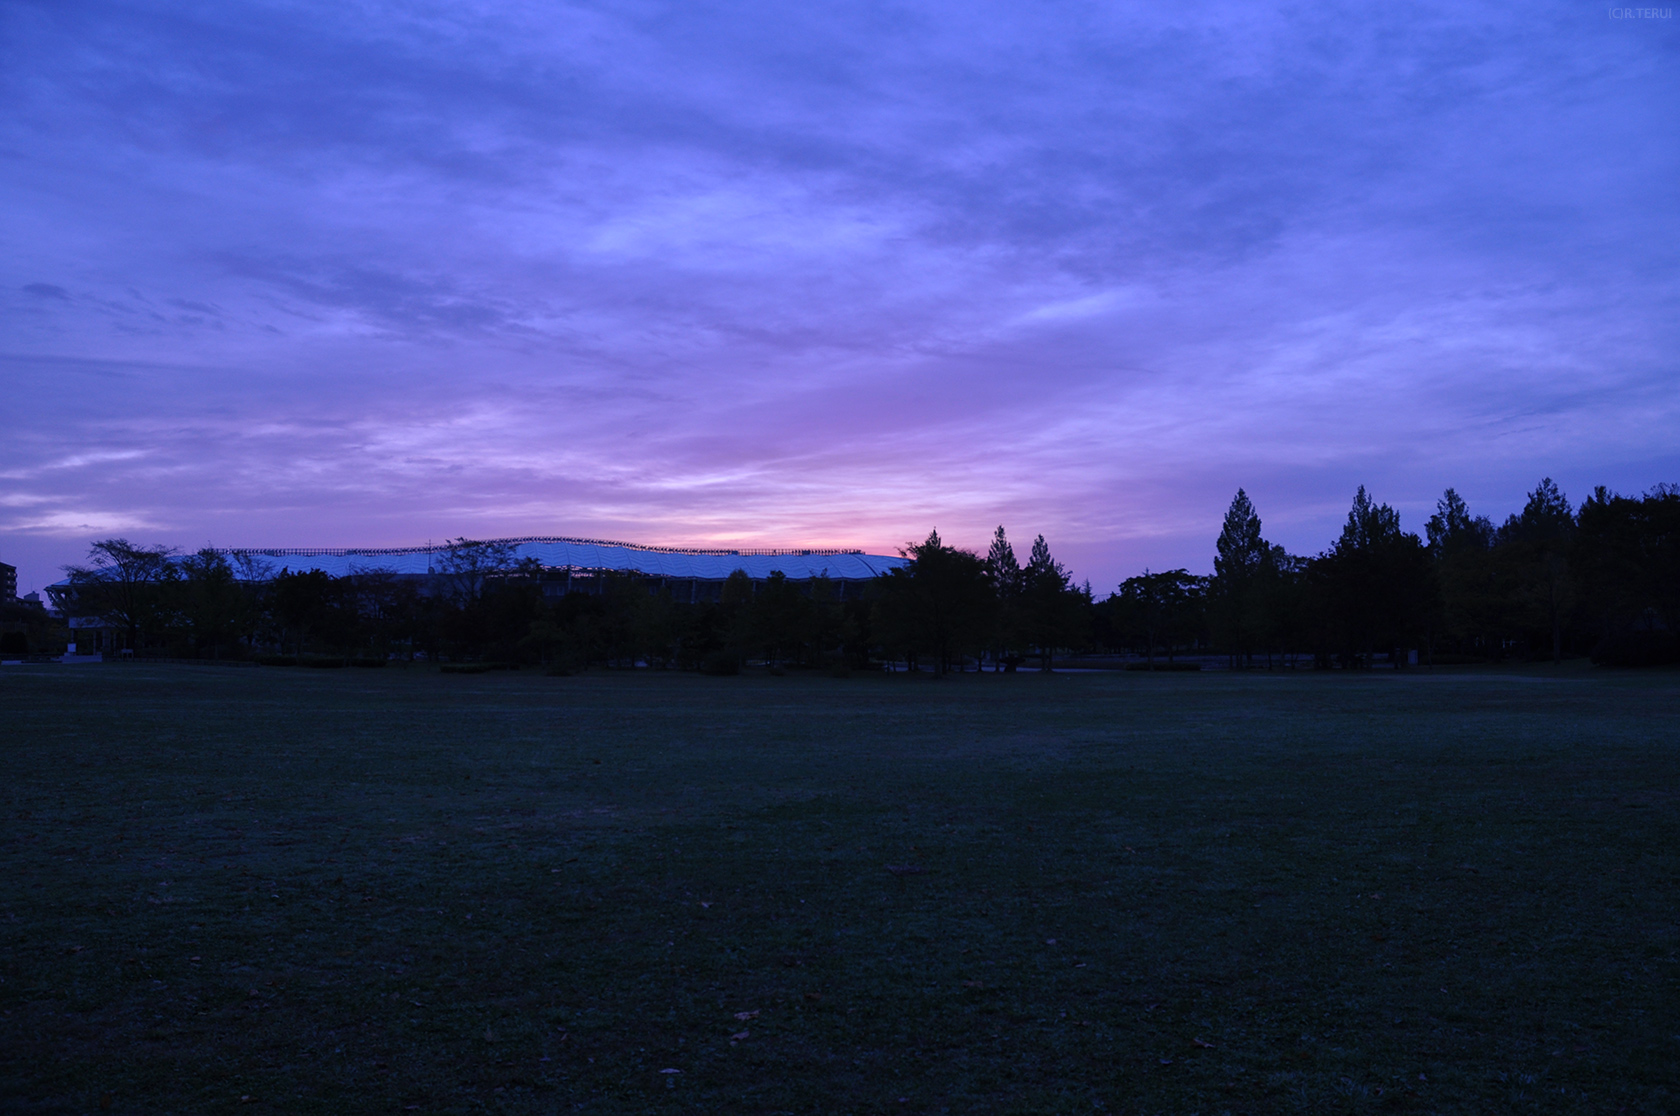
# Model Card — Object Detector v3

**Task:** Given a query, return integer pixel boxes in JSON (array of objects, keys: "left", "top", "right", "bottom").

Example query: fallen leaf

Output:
[
  {"left": 1193, "top": 1038, "right": 1215, "bottom": 1048},
  {"left": 733, "top": 1010, "right": 759, "bottom": 1021},
  {"left": 731, "top": 1030, "right": 749, "bottom": 1041},
  {"left": 659, "top": 1068, "right": 681, "bottom": 1074}
]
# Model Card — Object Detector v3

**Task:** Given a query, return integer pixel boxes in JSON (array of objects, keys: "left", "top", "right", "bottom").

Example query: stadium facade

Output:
[
  {"left": 239, "top": 536, "right": 906, "bottom": 602},
  {"left": 55, "top": 534, "right": 907, "bottom": 655},
  {"left": 52, "top": 537, "right": 909, "bottom": 653}
]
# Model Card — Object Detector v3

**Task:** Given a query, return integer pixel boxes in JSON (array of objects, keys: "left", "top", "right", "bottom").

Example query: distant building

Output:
[
  {"left": 47, "top": 536, "right": 906, "bottom": 653},
  {"left": 223, "top": 536, "right": 904, "bottom": 603},
  {"left": 0, "top": 561, "right": 15, "bottom": 602}
]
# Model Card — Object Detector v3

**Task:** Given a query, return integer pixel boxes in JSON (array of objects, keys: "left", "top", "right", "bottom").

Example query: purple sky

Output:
[{"left": 3, "top": 1, "right": 1677, "bottom": 596}]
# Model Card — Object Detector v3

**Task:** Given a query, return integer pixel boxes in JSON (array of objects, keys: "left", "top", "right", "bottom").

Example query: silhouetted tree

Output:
[
  {"left": 1313, "top": 487, "right": 1437, "bottom": 667},
  {"left": 872, "top": 530, "right": 993, "bottom": 674},
  {"left": 348, "top": 569, "right": 423, "bottom": 661},
  {"left": 1211, "top": 489, "right": 1269, "bottom": 667},
  {"left": 58, "top": 539, "right": 178, "bottom": 653},
  {"left": 1255, "top": 544, "right": 1308, "bottom": 668},
  {"left": 1495, "top": 478, "right": 1574, "bottom": 662},
  {"left": 1112, "top": 569, "right": 1204, "bottom": 664},
  {"left": 270, "top": 569, "right": 346, "bottom": 657},
  {"left": 984, "top": 525, "right": 1025, "bottom": 669},
  {"left": 1575, "top": 484, "right": 1680, "bottom": 665},
  {"left": 1019, "top": 535, "right": 1086, "bottom": 670},
  {"left": 437, "top": 538, "right": 517, "bottom": 605},
  {"left": 176, "top": 548, "right": 246, "bottom": 658},
  {"left": 1426, "top": 488, "right": 1498, "bottom": 660},
  {"left": 804, "top": 574, "right": 845, "bottom": 668},
  {"left": 750, "top": 570, "right": 809, "bottom": 666}
]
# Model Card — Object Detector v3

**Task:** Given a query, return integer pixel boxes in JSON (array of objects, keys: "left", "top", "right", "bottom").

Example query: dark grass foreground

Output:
[{"left": 2, "top": 665, "right": 1677, "bottom": 1115}]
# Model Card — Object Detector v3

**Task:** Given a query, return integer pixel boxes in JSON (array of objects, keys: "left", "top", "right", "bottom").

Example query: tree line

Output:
[
  {"left": 41, "top": 477, "right": 1679, "bottom": 669},
  {"left": 46, "top": 529, "right": 1093, "bottom": 673},
  {"left": 1103, "top": 479, "right": 1680, "bottom": 669}
]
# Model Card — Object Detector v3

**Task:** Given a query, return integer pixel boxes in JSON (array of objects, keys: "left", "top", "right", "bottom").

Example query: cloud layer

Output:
[{"left": 2, "top": 0, "right": 1677, "bottom": 592}]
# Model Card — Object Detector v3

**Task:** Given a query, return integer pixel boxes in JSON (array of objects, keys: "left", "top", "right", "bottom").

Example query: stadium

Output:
[
  {"left": 51, "top": 536, "right": 909, "bottom": 657},
  {"left": 230, "top": 536, "right": 905, "bottom": 598}
]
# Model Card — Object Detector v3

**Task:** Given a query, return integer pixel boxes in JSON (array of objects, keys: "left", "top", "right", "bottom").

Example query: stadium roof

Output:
[{"left": 238, "top": 536, "right": 906, "bottom": 581}]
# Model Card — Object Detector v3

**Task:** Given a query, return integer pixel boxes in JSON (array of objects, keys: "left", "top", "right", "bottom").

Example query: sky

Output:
[{"left": 2, "top": 1, "right": 1677, "bottom": 595}]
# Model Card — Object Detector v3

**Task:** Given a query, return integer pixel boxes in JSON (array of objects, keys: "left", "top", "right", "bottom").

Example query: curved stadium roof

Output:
[{"left": 243, "top": 536, "right": 907, "bottom": 581}]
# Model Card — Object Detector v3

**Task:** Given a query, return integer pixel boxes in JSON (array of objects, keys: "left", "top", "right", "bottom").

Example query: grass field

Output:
[{"left": 2, "top": 664, "right": 1677, "bottom": 1114}]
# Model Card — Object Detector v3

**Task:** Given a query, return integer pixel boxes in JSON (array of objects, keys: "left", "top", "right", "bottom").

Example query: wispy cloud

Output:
[{"left": 0, "top": 0, "right": 1676, "bottom": 591}]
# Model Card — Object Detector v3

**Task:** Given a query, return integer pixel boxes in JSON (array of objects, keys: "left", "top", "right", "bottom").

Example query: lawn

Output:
[{"left": 1, "top": 663, "right": 1677, "bottom": 1114}]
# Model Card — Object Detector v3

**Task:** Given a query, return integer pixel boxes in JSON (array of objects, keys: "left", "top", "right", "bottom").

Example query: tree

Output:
[
  {"left": 1575, "top": 484, "right": 1680, "bottom": 665},
  {"left": 436, "top": 538, "right": 517, "bottom": 605},
  {"left": 176, "top": 548, "right": 246, "bottom": 658},
  {"left": 872, "top": 529, "right": 993, "bottom": 674},
  {"left": 802, "top": 574, "right": 845, "bottom": 668},
  {"left": 227, "top": 551, "right": 277, "bottom": 651},
  {"left": 57, "top": 539, "right": 178, "bottom": 653},
  {"left": 1496, "top": 478, "right": 1574, "bottom": 662},
  {"left": 348, "top": 568, "right": 423, "bottom": 661},
  {"left": 270, "top": 569, "right": 343, "bottom": 657},
  {"left": 1019, "top": 535, "right": 1084, "bottom": 670},
  {"left": 985, "top": 526, "right": 1021, "bottom": 597},
  {"left": 1426, "top": 489, "right": 1497, "bottom": 659},
  {"left": 1211, "top": 489, "right": 1268, "bottom": 667},
  {"left": 984, "top": 525, "right": 1024, "bottom": 669},
  {"left": 1313, "top": 487, "right": 1437, "bottom": 667},
  {"left": 1113, "top": 569, "right": 1203, "bottom": 664},
  {"left": 1256, "top": 545, "right": 1308, "bottom": 668},
  {"left": 749, "top": 570, "right": 810, "bottom": 666}
]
